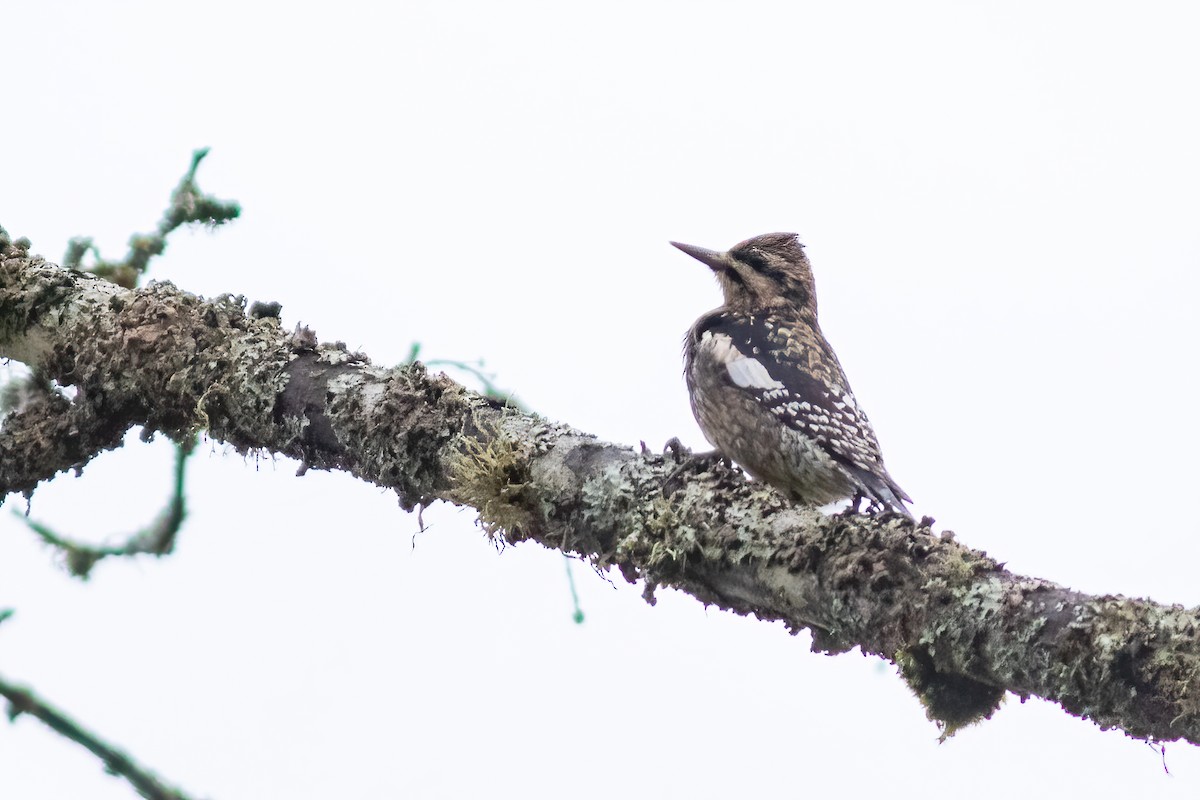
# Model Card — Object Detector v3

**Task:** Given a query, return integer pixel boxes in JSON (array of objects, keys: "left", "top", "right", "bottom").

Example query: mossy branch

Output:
[
  {"left": 1, "top": 240, "right": 1199, "bottom": 749},
  {"left": 7, "top": 151, "right": 235, "bottom": 578}
]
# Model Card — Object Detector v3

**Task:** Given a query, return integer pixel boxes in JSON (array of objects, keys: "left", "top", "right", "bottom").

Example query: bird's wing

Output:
[{"left": 698, "top": 313, "right": 901, "bottom": 490}]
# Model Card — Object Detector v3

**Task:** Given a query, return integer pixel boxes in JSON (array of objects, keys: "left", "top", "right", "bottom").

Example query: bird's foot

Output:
[
  {"left": 839, "top": 491, "right": 866, "bottom": 517},
  {"left": 663, "top": 436, "right": 689, "bottom": 463},
  {"left": 842, "top": 493, "right": 915, "bottom": 522},
  {"left": 662, "top": 442, "right": 729, "bottom": 497}
]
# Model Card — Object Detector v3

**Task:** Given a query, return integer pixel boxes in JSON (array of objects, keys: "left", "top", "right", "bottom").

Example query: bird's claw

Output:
[
  {"left": 662, "top": 445, "right": 728, "bottom": 498},
  {"left": 663, "top": 437, "right": 689, "bottom": 462}
]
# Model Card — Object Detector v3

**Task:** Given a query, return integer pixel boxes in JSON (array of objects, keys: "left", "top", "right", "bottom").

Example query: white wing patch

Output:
[
  {"left": 726, "top": 357, "right": 784, "bottom": 390},
  {"left": 702, "top": 330, "right": 785, "bottom": 390}
]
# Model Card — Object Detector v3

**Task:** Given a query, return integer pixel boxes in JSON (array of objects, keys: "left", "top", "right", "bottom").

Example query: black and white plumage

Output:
[{"left": 673, "top": 232, "right": 912, "bottom": 516}]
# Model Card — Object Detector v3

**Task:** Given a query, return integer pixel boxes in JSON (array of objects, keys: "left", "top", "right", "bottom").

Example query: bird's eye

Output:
[{"left": 741, "top": 249, "right": 768, "bottom": 270}]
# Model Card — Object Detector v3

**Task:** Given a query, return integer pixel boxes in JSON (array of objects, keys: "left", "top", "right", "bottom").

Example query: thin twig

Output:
[
  {"left": 63, "top": 148, "right": 240, "bottom": 288},
  {"left": 18, "top": 436, "right": 196, "bottom": 579},
  {"left": 0, "top": 674, "right": 201, "bottom": 800}
]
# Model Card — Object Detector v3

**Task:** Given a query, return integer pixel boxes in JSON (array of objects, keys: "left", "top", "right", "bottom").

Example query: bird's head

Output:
[{"left": 671, "top": 232, "right": 817, "bottom": 314}]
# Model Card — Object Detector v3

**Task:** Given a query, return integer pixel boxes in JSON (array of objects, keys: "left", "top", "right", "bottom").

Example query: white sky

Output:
[{"left": 3, "top": 1, "right": 1200, "bottom": 797}]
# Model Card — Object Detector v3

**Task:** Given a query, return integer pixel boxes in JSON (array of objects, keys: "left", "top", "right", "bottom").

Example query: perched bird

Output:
[{"left": 673, "top": 232, "right": 912, "bottom": 516}]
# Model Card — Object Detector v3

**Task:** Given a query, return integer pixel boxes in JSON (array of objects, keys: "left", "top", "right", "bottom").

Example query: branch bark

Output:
[{"left": 2, "top": 241, "right": 1198, "bottom": 745}]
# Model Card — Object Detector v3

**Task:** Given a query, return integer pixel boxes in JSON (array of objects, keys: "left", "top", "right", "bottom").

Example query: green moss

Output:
[
  {"left": 896, "top": 646, "right": 1005, "bottom": 740},
  {"left": 447, "top": 420, "right": 535, "bottom": 542}
]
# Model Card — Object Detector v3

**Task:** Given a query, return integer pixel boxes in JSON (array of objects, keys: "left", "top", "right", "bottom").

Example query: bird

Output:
[{"left": 672, "top": 232, "right": 912, "bottom": 517}]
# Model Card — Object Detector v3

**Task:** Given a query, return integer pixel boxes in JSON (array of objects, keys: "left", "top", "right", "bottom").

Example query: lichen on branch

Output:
[{"left": 1, "top": 241, "right": 1198, "bottom": 748}]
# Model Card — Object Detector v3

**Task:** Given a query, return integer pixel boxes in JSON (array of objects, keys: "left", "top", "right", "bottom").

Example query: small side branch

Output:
[
  {"left": 18, "top": 436, "right": 195, "bottom": 578},
  {"left": 0, "top": 673, "right": 199, "bottom": 800},
  {"left": 63, "top": 148, "right": 241, "bottom": 288}
]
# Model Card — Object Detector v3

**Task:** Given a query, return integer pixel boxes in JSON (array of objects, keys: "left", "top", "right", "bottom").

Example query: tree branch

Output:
[
  {"left": 0, "top": 672, "right": 198, "bottom": 800},
  {"left": 17, "top": 434, "right": 194, "bottom": 578},
  {"left": 1, "top": 239, "right": 1198, "bottom": 745}
]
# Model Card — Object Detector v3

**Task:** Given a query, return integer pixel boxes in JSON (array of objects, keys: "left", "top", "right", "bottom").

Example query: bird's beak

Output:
[{"left": 670, "top": 241, "right": 727, "bottom": 272}]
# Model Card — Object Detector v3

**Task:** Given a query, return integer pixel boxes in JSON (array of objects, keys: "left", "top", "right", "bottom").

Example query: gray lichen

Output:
[{"left": 2, "top": 247, "right": 1199, "bottom": 745}]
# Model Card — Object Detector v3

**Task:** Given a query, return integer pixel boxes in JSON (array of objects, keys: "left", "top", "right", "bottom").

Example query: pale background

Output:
[{"left": 3, "top": 2, "right": 1200, "bottom": 798}]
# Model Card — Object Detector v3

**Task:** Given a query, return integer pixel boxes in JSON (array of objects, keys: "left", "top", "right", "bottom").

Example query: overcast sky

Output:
[{"left": 3, "top": 2, "right": 1200, "bottom": 798}]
